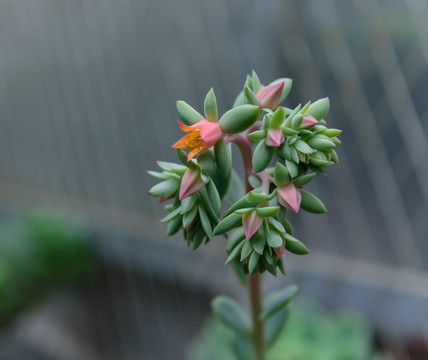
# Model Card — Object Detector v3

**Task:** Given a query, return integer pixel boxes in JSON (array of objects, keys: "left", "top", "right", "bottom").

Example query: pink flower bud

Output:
[
  {"left": 300, "top": 115, "right": 318, "bottom": 129},
  {"left": 256, "top": 81, "right": 285, "bottom": 110},
  {"left": 242, "top": 210, "right": 263, "bottom": 240},
  {"left": 172, "top": 119, "right": 223, "bottom": 161},
  {"left": 179, "top": 169, "right": 205, "bottom": 200},
  {"left": 266, "top": 128, "right": 284, "bottom": 147},
  {"left": 277, "top": 183, "right": 302, "bottom": 213}
]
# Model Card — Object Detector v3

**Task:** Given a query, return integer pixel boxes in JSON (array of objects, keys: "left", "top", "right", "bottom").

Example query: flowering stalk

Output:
[{"left": 148, "top": 71, "right": 341, "bottom": 359}]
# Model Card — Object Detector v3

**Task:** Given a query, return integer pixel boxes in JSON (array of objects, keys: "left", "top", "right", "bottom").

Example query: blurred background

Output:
[{"left": 0, "top": 0, "right": 427, "bottom": 359}]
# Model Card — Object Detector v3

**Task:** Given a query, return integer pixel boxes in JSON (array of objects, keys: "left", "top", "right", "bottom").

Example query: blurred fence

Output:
[{"left": 0, "top": 0, "right": 428, "bottom": 346}]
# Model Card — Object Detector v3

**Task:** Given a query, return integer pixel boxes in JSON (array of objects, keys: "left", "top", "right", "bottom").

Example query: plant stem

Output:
[
  {"left": 250, "top": 273, "right": 265, "bottom": 360},
  {"left": 225, "top": 132, "right": 265, "bottom": 360}
]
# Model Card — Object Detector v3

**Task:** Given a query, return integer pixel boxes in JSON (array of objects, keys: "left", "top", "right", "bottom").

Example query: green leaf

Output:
[
  {"left": 148, "top": 179, "right": 179, "bottom": 197},
  {"left": 234, "top": 207, "right": 255, "bottom": 215},
  {"left": 147, "top": 170, "right": 178, "bottom": 180},
  {"left": 305, "top": 97, "right": 330, "bottom": 121},
  {"left": 204, "top": 88, "right": 218, "bottom": 122},
  {"left": 274, "top": 162, "right": 290, "bottom": 187},
  {"left": 291, "top": 113, "right": 303, "bottom": 129},
  {"left": 156, "top": 161, "right": 187, "bottom": 174},
  {"left": 252, "top": 70, "right": 262, "bottom": 93},
  {"left": 246, "top": 189, "right": 269, "bottom": 203},
  {"left": 248, "top": 129, "right": 267, "bottom": 141},
  {"left": 213, "top": 213, "right": 242, "bottom": 236},
  {"left": 225, "top": 239, "right": 246, "bottom": 264},
  {"left": 181, "top": 193, "right": 198, "bottom": 213},
  {"left": 265, "top": 307, "right": 289, "bottom": 348},
  {"left": 211, "top": 296, "right": 252, "bottom": 336},
  {"left": 292, "top": 173, "right": 316, "bottom": 187},
  {"left": 278, "top": 258, "right": 286, "bottom": 275},
  {"left": 307, "top": 136, "right": 336, "bottom": 151},
  {"left": 224, "top": 195, "right": 258, "bottom": 217},
  {"left": 226, "top": 227, "right": 246, "bottom": 252},
  {"left": 214, "top": 138, "right": 231, "bottom": 177},
  {"left": 294, "top": 140, "right": 314, "bottom": 154},
  {"left": 198, "top": 206, "right": 212, "bottom": 237},
  {"left": 206, "top": 179, "right": 221, "bottom": 215},
  {"left": 268, "top": 218, "right": 285, "bottom": 234},
  {"left": 219, "top": 105, "right": 260, "bottom": 134},
  {"left": 192, "top": 227, "right": 206, "bottom": 250},
  {"left": 284, "top": 233, "right": 310, "bottom": 255},
  {"left": 248, "top": 251, "right": 260, "bottom": 275},
  {"left": 299, "top": 189, "right": 328, "bottom": 214},
  {"left": 285, "top": 160, "right": 299, "bottom": 178},
  {"left": 161, "top": 207, "right": 182, "bottom": 223},
  {"left": 240, "top": 240, "right": 253, "bottom": 261},
  {"left": 252, "top": 232, "right": 266, "bottom": 255},
  {"left": 197, "top": 150, "right": 216, "bottom": 174},
  {"left": 183, "top": 205, "right": 198, "bottom": 228},
  {"left": 244, "top": 86, "right": 260, "bottom": 106},
  {"left": 267, "top": 230, "right": 283, "bottom": 248},
  {"left": 176, "top": 100, "right": 204, "bottom": 125},
  {"left": 321, "top": 128, "right": 342, "bottom": 137},
  {"left": 270, "top": 107, "right": 286, "bottom": 129},
  {"left": 233, "top": 335, "right": 253, "bottom": 360},
  {"left": 256, "top": 207, "right": 280, "bottom": 217},
  {"left": 253, "top": 140, "right": 273, "bottom": 173},
  {"left": 175, "top": 149, "right": 199, "bottom": 170},
  {"left": 167, "top": 216, "right": 182, "bottom": 236},
  {"left": 282, "top": 127, "right": 299, "bottom": 136},
  {"left": 260, "top": 285, "right": 298, "bottom": 321}
]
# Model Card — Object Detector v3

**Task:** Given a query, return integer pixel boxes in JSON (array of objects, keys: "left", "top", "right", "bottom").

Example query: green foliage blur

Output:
[
  {"left": 188, "top": 302, "right": 390, "bottom": 360},
  {"left": 0, "top": 210, "right": 97, "bottom": 325}
]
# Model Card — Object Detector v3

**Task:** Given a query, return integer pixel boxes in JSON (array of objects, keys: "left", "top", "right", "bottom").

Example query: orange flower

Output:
[{"left": 172, "top": 120, "right": 223, "bottom": 161}]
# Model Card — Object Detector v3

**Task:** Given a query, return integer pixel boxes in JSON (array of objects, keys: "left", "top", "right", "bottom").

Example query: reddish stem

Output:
[{"left": 225, "top": 132, "right": 265, "bottom": 360}]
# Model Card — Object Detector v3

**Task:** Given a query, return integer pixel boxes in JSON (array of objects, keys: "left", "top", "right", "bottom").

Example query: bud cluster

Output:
[{"left": 149, "top": 71, "right": 341, "bottom": 277}]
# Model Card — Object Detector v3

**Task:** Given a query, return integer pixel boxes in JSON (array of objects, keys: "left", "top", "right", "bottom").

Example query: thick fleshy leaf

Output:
[
  {"left": 244, "top": 86, "right": 260, "bottom": 106},
  {"left": 267, "top": 230, "right": 283, "bottom": 248},
  {"left": 214, "top": 138, "right": 231, "bottom": 177},
  {"left": 294, "top": 140, "right": 314, "bottom": 154},
  {"left": 251, "top": 70, "right": 262, "bottom": 93},
  {"left": 248, "top": 251, "right": 260, "bottom": 274},
  {"left": 148, "top": 179, "right": 179, "bottom": 197},
  {"left": 175, "top": 149, "right": 200, "bottom": 170},
  {"left": 213, "top": 213, "right": 242, "bottom": 235},
  {"left": 291, "top": 114, "right": 303, "bottom": 129},
  {"left": 307, "top": 136, "right": 336, "bottom": 151},
  {"left": 321, "top": 128, "right": 342, "bottom": 137},
  {"left": 225, "top": 239, "right": 246, "bottom": 264},
  {"left": 206, "top": 179, "right": 221, "bottom": 215},
  {"left": 176, "top": 100, "right": 204, "bottom": 125},
  {"left": 211, "top": 296, "right": 252, "bottom": 336},
  {"left": 260, "top": 285, "right": 298, "bottom": 321},
  {"left": 256, "top": 207, "right": 280, "bottom": 217},
  {"left": 161, "top": 207, "right": 182, "bottom": 223},
  {"left": 292, "top": 173, "right": 316, "bottom": 187},
  {"left": 299, "top": 189, "right": 327, "bottom": 214},
  {"left": 157, "top": 161, "right": 187, "bottom": 174},
  {"left": 224, "top": 195, "right": 258, "bottom": 217},
  {"left": 167, "top": 215, "right": 182, "bottom": 236},
  {"left": 219, "top": 105, "right": 260, "bottom": 134},
  {"left": 265, "top": 307, "right": 289, "bottom": 348},
  {"left": 253, "top": 139, "right": 274, "bottom": 172},
  {"left": 182, "top": 205, "right": 198, "bottom": 228},
  {"left": 305, "top": 97, "right": 330, "bottom": 120},
  {"left": 274, "top": 162, "right": 290, "bottom": 187},
  {"left": 285, "top": 160, "right": 299, "bottom": 178},
  {"left": 240, "top": 239, "right": 253, "bottom": 261},
  {"left": 270, "top": 107, "right": 286, "bottom": 129},
  {"left": 252, "top": 232, "right": 266, "bottom": 255},
  {"left": 204, "top": 88, "right": 218, "bottom": 122},
  {"left": 198, "top": 206, "right": 212, "bottom": 237},
  {"left": 284, "top": 233, "right": 310, "bottom": 255},
  {"left": 248, "top": 129, "right": 267, "bottom": 141}
]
